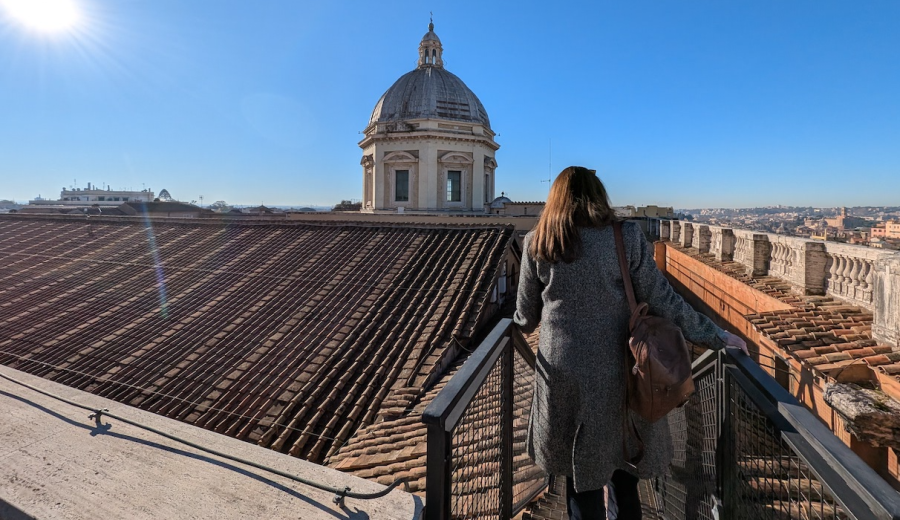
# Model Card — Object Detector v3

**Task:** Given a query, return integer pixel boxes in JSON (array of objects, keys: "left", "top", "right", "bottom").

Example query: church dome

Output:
[
  {"left": 368, "top": 23, "right": 491, "bottom": 129},
  {"left": 489, "top": 195, "right": 512, "bottom": 209}
]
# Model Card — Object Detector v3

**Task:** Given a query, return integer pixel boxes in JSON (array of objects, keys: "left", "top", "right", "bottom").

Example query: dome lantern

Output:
[{"left": 417, "top": 21, "right": 443, "bottom": 68}]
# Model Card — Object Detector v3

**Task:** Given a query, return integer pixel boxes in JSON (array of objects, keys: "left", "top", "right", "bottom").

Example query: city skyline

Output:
[{"left": 2, "top": 0, "right": 899, "bottom": 208}]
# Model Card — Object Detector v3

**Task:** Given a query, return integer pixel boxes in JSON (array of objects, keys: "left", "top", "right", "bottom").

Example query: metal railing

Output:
[
  {"left": 423, "top": 323, "right": 900, "bottom": 520},
  {"left": 422, "top": 318, "right": 547, "bottom": 520},
  {"left": 657, "top": 347, "right": 900, "bottom": 520}
]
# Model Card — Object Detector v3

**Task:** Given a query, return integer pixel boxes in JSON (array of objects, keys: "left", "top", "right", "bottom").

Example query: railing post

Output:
[
  {"left": 718, "top": 351, "right": 735, "bottom": 519},
  {"left": 500, "top": 340, "right": 514, "bottom": 519},
  {"left": 425, "top": 423, "right": 452, "bottom": 520}
]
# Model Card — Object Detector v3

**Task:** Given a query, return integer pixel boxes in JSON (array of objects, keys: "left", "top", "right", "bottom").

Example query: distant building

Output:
[
  {"left": 359, "top": 22, "right": 498, "bottom": 213},
  {"left": 119, "top": 201, "right": 212, "bottom": 218},
  {"left": 633, "top": 205, "right": 675, "bottom": 218},
  {"left": 487, "top": 194, "right": 543, "bottom": 216},
  {"left": 29, "top": 183, "right": 154, "bottom": 207},
  {"left": 872, "top": 220, "right": 900, "bottom": 239}
]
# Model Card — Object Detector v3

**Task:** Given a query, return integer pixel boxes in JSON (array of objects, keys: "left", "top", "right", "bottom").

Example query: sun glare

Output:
[{"left": 2, "top": 0, "right": 80, "bottom": 33}]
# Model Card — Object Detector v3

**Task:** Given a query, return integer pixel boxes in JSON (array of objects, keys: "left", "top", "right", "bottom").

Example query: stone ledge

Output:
[
  {"left": 823, "top": 383, "right": 900, "bottom": 450},
  {"left": 0, "top": 365, "right": 421, "bottom": 520}
]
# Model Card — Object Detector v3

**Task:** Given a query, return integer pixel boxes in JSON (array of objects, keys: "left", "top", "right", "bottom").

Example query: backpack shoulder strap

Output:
[
  {"left": 613, "top": 221, "right": 638, "bottom": 313},
  {"left": 614, "top": 220, "right": 646, "bottom": 468}
]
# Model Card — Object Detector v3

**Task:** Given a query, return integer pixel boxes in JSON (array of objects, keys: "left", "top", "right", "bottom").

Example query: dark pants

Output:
[{"left": 566, "top": 470, "right": 641, "bottom": 520}]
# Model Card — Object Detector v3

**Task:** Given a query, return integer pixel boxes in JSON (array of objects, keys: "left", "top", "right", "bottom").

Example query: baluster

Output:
[
  {"left": 863, "top": 261, "right": 874, "bottom": 304},
  {"left": 849, "top": 258, "right": 861, "bottom": 288},
  {"left": 840, "top": 255, "right": 854, "bottom": 297},
  {"left": 852, "top": 259, "right": 867, "bottom": 300},
  {"left": 827, "top": 255, "right": 838, "bottom": 293},
  {"left": 837, "top": 256, "right": 847, "bottom": 287},
  {"left": 777, "top": 244, "right": 787, "bottom": 274}
]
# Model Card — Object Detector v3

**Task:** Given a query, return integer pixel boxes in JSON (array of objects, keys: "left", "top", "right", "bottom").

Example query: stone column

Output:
[
  {"left": 680, "top": 222, "right": 693, "bottom": 249},
  {"left": 670, "top": 221, "right": 681, "bottom": 243},
  {"left": 694, "top": 225, "right": 711, "bottom": 254},
  {"left": 718, "top": 228, "right": 735, "bottom": 262},
  {"left": 659, "top": 220, "right": 671, "bottom": 241},
  {"left": 734, "top": 229, "right": 770, "bottom": 276},
  {"left": 873, "top": 256, "right": 900, "bottom": 347}
]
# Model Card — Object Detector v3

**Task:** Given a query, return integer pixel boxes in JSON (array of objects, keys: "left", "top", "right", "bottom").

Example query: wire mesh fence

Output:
[
  {"left": 657, "top": 353, "right": 720, "bottom": 520},
  {"left": 424, "top": 320, "right": 548, "bottom": 520},
  {"left": 656, "top": 350, "right": 862, "bottom": 520},
  {"left": 510, "top": 345, "right": 547, "bottom": 513},
  {"left": 449, "top": 353, "right": 505, "bottom": 519},
  {"left": 723, "top": 370, "right": 851, "bottom": 520}
]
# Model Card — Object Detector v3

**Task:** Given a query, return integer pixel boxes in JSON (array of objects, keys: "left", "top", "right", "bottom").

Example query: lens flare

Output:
[
  {"left": 1, "top": 0, "right": 80, "bottom": 33},
  {"left": 141, "top": 207, "right": 170, "bottom": 320}
]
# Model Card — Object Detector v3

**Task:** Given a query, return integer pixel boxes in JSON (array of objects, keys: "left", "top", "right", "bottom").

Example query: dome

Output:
[
  {"left": 489, "top": 195, "right": 512, "bottom": 209},
  {"left": 367, "top": 23, "right": 491, "bottom": 129},
  {"left": 369, "top": 68, "right": 491, "bottom": 128}
]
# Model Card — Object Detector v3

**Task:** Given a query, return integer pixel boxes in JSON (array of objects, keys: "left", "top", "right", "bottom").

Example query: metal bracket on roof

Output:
[
  {"left": 332, "top": 487, "right": 352, "bottom": 507},
  {"left": 88, "top": 408, "right": 109, "bottom": 425}
]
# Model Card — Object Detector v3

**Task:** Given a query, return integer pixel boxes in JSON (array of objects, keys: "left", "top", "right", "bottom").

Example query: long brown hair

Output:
[{"left": 529, "top": 166, "right": 616, "bottom": 263}]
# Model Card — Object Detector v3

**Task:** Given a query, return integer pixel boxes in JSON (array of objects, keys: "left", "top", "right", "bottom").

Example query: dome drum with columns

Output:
[{"left": 360, "top": 23, "right": 498, "bottom": 212}]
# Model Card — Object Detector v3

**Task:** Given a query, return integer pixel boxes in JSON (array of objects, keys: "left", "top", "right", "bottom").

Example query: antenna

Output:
[{"left": 540, "top": 138, "right": 552, "bottom": 193}]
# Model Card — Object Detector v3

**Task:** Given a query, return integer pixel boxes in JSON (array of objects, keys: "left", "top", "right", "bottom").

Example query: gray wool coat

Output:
[{"left": 514, "top": 222, "right": 723, "bottom": 492}]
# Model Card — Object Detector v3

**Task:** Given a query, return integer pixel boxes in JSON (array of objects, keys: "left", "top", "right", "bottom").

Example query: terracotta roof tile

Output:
[{"left": 0, "top": 215, "right": 514, "bottom": 465}]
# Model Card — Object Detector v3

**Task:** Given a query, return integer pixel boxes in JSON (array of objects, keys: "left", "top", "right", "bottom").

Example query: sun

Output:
[{"left": 1, "top": 0, "right": 80, "bottom": 33}]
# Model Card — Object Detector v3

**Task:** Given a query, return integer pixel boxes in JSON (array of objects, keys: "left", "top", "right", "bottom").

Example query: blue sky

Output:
[{"left": 1, "top": 1, "right": 898, "bottom": 208}]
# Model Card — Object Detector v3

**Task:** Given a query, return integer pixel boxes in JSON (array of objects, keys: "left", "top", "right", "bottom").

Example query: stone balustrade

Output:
[
  {"left": 823, "top": 242, "right": 895, "bottom": 312},
  {"left": 646, "top": 217, "right": 900, "bottom": 347},
  {"left": 765, "top": 233, "right": 828, "bottom": 296}
]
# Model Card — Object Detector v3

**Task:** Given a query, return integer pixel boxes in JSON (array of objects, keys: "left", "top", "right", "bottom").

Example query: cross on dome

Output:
[{"left": 417, "top": 20, "right": 443, "bottom": 68}]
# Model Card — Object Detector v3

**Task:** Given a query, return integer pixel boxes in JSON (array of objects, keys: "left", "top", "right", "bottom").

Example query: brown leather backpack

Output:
[{"left": 613, "top": 221, "right": 694, "bottom": 462}]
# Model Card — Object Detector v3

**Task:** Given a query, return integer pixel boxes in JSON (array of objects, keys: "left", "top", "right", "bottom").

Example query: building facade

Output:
[
  {"left": 29, "top": 183, "right": 154, "bottom": 207},
  {"left": 359, "top": 23, "right": 498, "bottom": 212}
]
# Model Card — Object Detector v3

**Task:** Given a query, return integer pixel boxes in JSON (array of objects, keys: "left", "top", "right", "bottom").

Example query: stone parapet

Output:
[
  {"left": 733, "top": 229, "right": 770, "bottom": 276},
  {"left": 680, "top": 222, "right": 693, "bottom": 248},
  {"left": 823, "top": 242, "right": 895, "bottom": 313},
  {"left": 693, "top": 225, "right": 711, "bottom": 254},
  {"left": 659, "top": 220, "right": 671, "bottom": 241},
  {"left": 690, "top": 223, "right": 900, "bottom": 348},
  {"left": 765, "top": 233, "right": 828, "bottom": 296},
  {"left": 824, "top": 383, "right": 900, "bottom": 450},
  {"left": 670, "top": 220, "right": 681, "bottom": 242},
  {"left": 709, "top": 225, "right": 736, "bottom": 262},
  {"left": 874, "top": 256, "right": 900, "bottom": 347}
]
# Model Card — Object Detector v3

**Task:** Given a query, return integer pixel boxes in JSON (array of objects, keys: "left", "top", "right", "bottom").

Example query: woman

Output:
[{"left": 514, "top": 166, "right": 747, "bottom": 520}]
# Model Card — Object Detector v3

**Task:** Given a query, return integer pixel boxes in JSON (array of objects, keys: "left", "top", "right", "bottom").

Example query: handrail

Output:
[
  {"left": 723, "top": 347, "right": 900, "bottom": 520},
  {"left": 422, "top": 318, "right": 544, "bottom": 520},
  {"left": 422, "top": 318, "right": 512, "bottom": 431}
]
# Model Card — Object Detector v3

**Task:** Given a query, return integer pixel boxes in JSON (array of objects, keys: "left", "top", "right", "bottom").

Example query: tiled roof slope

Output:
[
  {"left": 669, "top": 244, "right": 900, "bottom": 398},
  {"left": 328, "top": 326, "right": 543, "bottom": 495},
  {"left": 0, "top": 215, "right": 513, "bottom": 463}
]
